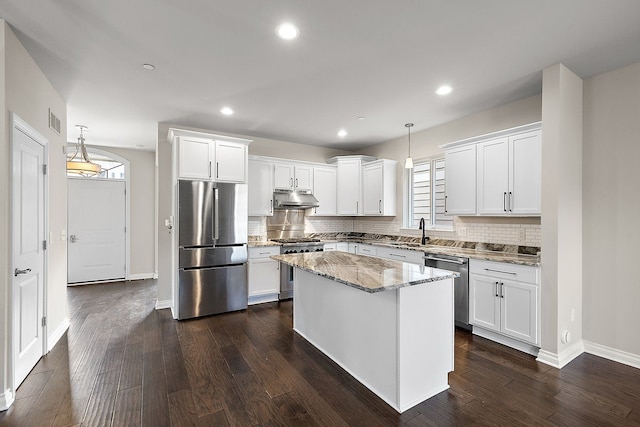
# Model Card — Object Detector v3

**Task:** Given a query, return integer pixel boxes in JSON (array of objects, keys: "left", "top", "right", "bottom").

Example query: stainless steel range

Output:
[{"left": 267, "top": 210, "right": 323, "bottom": 299}]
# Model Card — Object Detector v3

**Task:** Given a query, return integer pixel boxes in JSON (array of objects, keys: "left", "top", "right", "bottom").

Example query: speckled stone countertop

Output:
[
  {"left": 314, "top": 233, "right": 541, "bottom": 266},
  {"left": 272, "top": 252, "right": 459, "bottom": 293}
]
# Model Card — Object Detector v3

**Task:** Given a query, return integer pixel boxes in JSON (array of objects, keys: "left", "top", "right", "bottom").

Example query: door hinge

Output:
[
  {"left": 43, "top": 164, "right": 48, "bottom": 175},
  {"left": 41, "top": 317, "right": 46, "bottom": 327},
  {"left": 43, "top": 240, "right": 47, "bottom": 250}
]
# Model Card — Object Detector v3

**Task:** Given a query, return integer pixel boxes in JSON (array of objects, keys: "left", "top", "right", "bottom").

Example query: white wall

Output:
[
  {"left": 1, "top": 21, "right": 68, "bottom": 401},
  {"left": 583, "top": 62, "right": 640, "bottom": 356},
  {"left": 539, "top": 64, "right": 583, "bottom": 362},
  {"left": 89, "top": 146, "right": 156, "bottom": 277}
]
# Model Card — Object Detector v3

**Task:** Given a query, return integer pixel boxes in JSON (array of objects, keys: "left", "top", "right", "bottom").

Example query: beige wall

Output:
[
  {"left": 88, "top": 145, "right": 156, "bottom": 276},
  {"left": 540, "top": 64, "right": 584, "bottom": 359},
  {"left": 583, "top": 62, "right": 640, "bottom": 356},
  {"left": 2, "top": 22, "right": 68, "bottom": 396}
]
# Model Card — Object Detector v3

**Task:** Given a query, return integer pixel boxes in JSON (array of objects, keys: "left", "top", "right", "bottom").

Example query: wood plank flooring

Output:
[{"left": 1, "top": 279, "right": 639, "bottom": 426}]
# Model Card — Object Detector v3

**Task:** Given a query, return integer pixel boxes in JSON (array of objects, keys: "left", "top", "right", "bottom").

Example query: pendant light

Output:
[
  {"left": 67, "top": 125, "right": 101, "bottom": 177},
  {"left": 404, "top": 123, "right": 414, "bottom": 169}
]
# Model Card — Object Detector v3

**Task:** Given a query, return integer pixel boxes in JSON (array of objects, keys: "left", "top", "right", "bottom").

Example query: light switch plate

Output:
[{"left": 518, "top": 229, "right": 526, "bottom": 242}]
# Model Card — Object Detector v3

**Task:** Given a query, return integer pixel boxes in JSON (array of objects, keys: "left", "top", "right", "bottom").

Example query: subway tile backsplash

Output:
[{"left": 250, "top": 214, "right": 541, "bottom": 247}]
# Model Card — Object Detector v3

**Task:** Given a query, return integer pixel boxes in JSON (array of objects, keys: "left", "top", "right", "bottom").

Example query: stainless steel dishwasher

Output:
[{"left": 424, "top": 253, "right": 471, "bottom": 331}]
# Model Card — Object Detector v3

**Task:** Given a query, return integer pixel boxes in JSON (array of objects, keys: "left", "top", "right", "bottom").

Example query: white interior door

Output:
[
  {"left": 12, "top": 119, "right": 46, "bottom": 388},
  {"left": 68, "top": 179, "right": 126, "bottom": 284}
]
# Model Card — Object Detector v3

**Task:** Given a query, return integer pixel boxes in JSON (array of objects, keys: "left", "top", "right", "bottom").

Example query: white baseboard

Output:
[
  {"left": 47, "top": 317, "right": 70, "bottom": 352},
  {"left": 536, "top": 340, "right": 584, "bottom": 369},
  {"left": 583, "top": 340, "right": 640, "bottom": 370},
  {"left": 0, "top": 389, "right": 14, "bottom": 411},
  {"left": 473, "top": 327, "right": 540, "bottom": 356},
  {"left": 248, "top": 294, "right": 279, "bottom": 306},
  {"left": 128, "top": 273, "right": 156, "bottom": 281},
  {"left": 155, "top": 299, "right": 172, "bottom": 310}
]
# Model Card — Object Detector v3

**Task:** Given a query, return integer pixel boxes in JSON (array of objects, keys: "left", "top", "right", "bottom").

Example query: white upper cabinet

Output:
[
  {"left": 248, "top": 159, "right": 274, "bottom": 216},
  {"left": 170, "top": 129, "right": 251, "bottom": 183},
  {"left": 274, "top": 163, "right": 313, "bottom": 190},
  {"left": 509, "top": 131, "right": 541, "bottom": 214},
  {"left": 214, "top": 141, "right": 247, "bottom": 183},
  {"left": 444, "top": 145, "right": 477, "bottom": 215},
  {"left": 362, "top": 159, "right": 397, "bottom": 216},
  {"left": 477, "top": 130, "right": 541, "bottom": 215},
  {"left": 336, "top": 158, "right": 362, "bottom": 215},
  {"left": 442, "top": 122, "right": 541, "bottom": 217},
  {"left": 312, "top": 166, "right": 337, "bottom": 216},
  {"left": 178, "top": 136, "right": 214, "bottom": 180}
]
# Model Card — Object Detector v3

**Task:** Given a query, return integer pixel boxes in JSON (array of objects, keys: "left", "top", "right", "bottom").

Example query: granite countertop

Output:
[
  {"left": 272, "top": 252, "right": 459, "bottom": 293},
  {"left": 248, "top": 241, "right": 282, "bottom": 248}
]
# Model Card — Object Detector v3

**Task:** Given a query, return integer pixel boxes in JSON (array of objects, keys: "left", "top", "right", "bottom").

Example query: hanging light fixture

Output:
[
  {"left": 67, "top": 125, "right": 101, "bottom": 176},
  {"left": 404, "top": 123, "right": 414, "bottom": 169}
]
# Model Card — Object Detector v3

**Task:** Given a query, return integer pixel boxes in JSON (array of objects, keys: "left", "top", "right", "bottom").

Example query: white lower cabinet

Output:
[
  {"left": 248, "top": 246, "right": 281, "bottom": 305},
  {"left": 375, "top": 247, "right": 424, "bottom": 265},
  {"left": 469, "top": 259, "right": 539, "bottom": 347},
  {"left": 336, "top": 242, "right": 349, "bottom": 252},
  {"left": 323, "top": 243, "right": 337, "bottom": 252}
]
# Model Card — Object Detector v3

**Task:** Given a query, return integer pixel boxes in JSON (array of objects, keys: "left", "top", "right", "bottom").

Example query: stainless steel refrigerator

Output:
[{"left": 177, "top": 180, "right": 248, "bottom": 319}]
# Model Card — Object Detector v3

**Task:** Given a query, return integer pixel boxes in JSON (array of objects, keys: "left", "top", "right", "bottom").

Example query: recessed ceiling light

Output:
[
  {"left": 276, "top": 23, "right": 299, "bottom": 40},
  {"left": 337, "top": 129, "right": 348, "bottom": 138},
  {"left": 134, "top": 144, "right": 144, "bottom": 148},
  {"left": 358, "top": 117, "right": 366, "bottom": 120},
  {"left": 221, "top": 107, "right": 234, "bottom": 116},
  {"left": 435, "top": 85, "right": 453, "bottom": 96},
  {"left": 142, "top": 63, "right": 155, "bottom": 70}
]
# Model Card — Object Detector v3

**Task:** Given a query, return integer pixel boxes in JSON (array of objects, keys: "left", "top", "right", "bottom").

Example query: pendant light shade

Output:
[
  {"left": 67, "top": 125, "right": 102, "bottom": 177},
  {"left": 404, "top": 123, "right": 414, "bottom": 169}
]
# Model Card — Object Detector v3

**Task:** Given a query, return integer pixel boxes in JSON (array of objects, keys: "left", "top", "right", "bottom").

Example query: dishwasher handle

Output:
[{"left": 424, "top": 255, "right": 467, "bottom": 265}]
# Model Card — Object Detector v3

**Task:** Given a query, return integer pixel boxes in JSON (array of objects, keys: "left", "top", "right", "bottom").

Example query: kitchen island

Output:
[{"left": 272, "top": 251, "right": 459, "bottom": 413}]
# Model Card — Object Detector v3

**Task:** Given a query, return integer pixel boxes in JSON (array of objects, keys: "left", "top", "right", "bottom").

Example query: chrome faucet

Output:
[{"left": 418, "top": 217, "right": 428, "bottom": 245}]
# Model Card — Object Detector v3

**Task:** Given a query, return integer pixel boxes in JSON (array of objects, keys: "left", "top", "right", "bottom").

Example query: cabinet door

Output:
[
  {"left": 444, "top": 145, "right": 476, "bottom": 215},
  {"left": 362, "top": 163, "right": 383, "bottom": 215},
  {"left": 179, "top": 137, "right": 213, "bottom": 180},
  {"left": 509, "top": 131, "right": 541, "bottom": 215},
  {"left": 469, "top": 274, "right": 501, "bottom": 332},
  {"left": 248, "top": 160, "right": 273, "bottom": 216},
  {"left": 274, "top": 163, "right": 294, "bottom": 189},
  {"left": 337, "top": 160, "right": 361, "bottom": 215},
  {"left": 294, "top": 166, "right": 313, "bottom": 190},
  {"left": 348, "top": 243, "right": 359, "bottom": 254},
  {"left": 312, "top": 167, "right": 337, "bottom": 215},
  {"left": 500, "top": 280, "right": 538, "bottom": 344},
  {"left": 477, "top": 138, "right": 509, "bottom": 215},
  {"left": 248, "top": 258, "right": 280, "bottom": 297},
  {"left": 215, "top": 141, "right": 247, "bottom": 183}
]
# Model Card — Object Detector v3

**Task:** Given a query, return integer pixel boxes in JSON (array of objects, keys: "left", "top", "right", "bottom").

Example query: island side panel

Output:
[
  {"left": 397, "top": 277, "right": 454, "bottom": 411},
  {"left": 293, "top": 268, "right": 399, "bottom": 409}
]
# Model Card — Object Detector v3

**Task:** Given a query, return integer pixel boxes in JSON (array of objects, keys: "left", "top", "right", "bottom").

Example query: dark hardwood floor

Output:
[{"left": 2, "top": 279, "right": 639, "bottom": 426}]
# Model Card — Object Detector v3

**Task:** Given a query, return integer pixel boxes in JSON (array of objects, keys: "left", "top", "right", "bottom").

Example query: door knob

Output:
[
  {"left": 69, "top": 234, "right": 78, "bottom": 243},
  {"left": 15, "top": 268, "right": 31, "bottom": 277}
]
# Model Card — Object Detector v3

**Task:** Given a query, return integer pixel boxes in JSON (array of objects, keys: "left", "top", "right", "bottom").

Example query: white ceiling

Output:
[{"left": 2, "top": 1, "right": 640, "bottom": 151}]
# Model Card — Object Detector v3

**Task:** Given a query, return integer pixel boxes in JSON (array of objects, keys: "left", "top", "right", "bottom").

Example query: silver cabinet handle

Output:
[
  {"left": 295, "top": 178, "right": 298, "bottom": 188},
  {"left": 270, "top": 199, "right": 273, "bottom": 214},
  {"left": 216, "top": 162, "right": 219, "bottom": 179},
  {"left": 213, "top": 187, "right": 219, "bottom": 241},
  {"left": 15, "top": 268, "right": 31, "bottom": 277},
  {"left": 503, "top": 192, "right": 507, "bottom": 212},
  {"left": 209, "top": 161, "right": 212, "bottom": 178},
  {"left": 356, "top": 201, "right": 359, "bottom": 214},
  {"left": 509, "top": 191, "right": 513, "bottom": 212},
  {"left": 484, "top": 268, "right": 516, "bottom": 275},
  {"left": 290, "top": 177, "right": 293, "bottom": 187},
  {"left": 379, "top": 200, "right": 382, "bottom": 214},
  {"left": 444, "top": 195, "right": 447, "bottom": 213},
  {"left": 69, "top": 234, "right": 79, "bottom": 243},
  {"left": 389, "top": 253, "right": 406, "bottom": 259},
  {"left": 495, "top": 281, "right": 499, "bottom": 297},
  {"left": 500, "top": 282, "right": 504, "bottom": 298}
]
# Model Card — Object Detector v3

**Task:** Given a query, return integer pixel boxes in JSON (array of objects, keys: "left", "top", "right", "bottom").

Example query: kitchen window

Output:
[{"left": 404, "top": 157, "right": 453, "bottom": 230}]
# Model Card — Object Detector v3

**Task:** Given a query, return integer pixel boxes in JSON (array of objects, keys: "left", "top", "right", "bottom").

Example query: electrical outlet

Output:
[
  {"left": 518, "top": 229, "right": 526, "bottom": 242},
  {"left": 458, "top": 227, "right": 467, "bottom": 237}
]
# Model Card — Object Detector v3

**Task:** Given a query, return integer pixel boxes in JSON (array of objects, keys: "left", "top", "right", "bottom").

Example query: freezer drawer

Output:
[
  {"left": 178, "top": 264, "right": 248, "bottom": 319},
  {"left": 179, "top": 245, "right": 247, "bottom": 269}
]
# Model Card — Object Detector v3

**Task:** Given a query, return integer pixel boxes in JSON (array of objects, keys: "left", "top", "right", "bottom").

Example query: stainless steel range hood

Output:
[{"left": 273, "top": 189, "right": 320, "bottom": 209}]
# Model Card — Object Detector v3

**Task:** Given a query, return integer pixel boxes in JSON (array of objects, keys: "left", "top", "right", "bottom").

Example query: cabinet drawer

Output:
[
  {"left": 376, "top": 247, "right": 424, "bottom": 265},
  {"left": 249, "top": 246, "right": 281, "bottom": 259},
  {"left": 358, "top": 245, "right": 377, "bottom": 256},
  {"left": 470, "top": 259, "right": 538, "bottom": 284},
  {"left": 323, "top": 243, "right": 337, "bottom": 251}
]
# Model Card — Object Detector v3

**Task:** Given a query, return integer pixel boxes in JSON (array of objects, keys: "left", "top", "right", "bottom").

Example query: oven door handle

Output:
[{"left": 424, "top": 255, "right": 467, "bottom": 265}]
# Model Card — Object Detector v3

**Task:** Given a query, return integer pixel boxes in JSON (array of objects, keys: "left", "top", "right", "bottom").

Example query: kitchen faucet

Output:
[{"left": 418, "top": 217, "right": 429, "bottom": 245}]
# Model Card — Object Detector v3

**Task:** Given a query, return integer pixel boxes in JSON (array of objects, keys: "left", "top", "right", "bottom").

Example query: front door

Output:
[
  {"left": 12, "top": 117, "right": 46, "bottom": 388},
  {"left": 67, "top": 179, "right": 126, "bottom": 284}
]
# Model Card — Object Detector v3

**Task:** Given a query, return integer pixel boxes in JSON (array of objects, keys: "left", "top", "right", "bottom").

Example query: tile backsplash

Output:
[{"left": 250, "top": 214, "right": 541, "bottom": 247}]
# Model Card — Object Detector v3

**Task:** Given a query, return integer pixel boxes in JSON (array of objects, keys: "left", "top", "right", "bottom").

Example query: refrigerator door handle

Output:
[{"left": 214, "top": 187, "right": 219, "bottom": 241}]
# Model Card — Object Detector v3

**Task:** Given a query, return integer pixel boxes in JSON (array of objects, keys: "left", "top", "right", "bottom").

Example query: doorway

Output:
[{"left": 11, "top": 113, "right": 48, "bottom": 390}]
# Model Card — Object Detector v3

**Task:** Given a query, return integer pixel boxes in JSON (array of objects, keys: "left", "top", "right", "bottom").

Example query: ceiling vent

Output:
[{"left": 48, "top": 108, "right": 61, "bottom": 135}]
